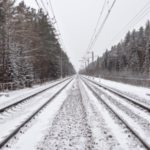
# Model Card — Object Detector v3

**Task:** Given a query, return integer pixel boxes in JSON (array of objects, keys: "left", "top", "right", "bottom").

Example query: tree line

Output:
[
  {"left": 79, "top": 20, "right": 150, "bottom": 79},
  {"left": 0, "top": 0, "right": 76, "bottom": 85}
]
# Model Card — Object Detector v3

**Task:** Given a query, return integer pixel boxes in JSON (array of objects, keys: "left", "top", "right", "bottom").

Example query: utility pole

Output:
[
  {"left": 79, "top": 60, "right": 86, "bottom": 75},
  {"left": 82, "top": 57, "right": 87, "bottom": 75},
  {"left": 88, "top": 51, "right": 98, "bottom": 79},
  {"left": 60, "top": 49, "right": 62, "bottom": 79},
  {"left": 84, "top": 61, "right": 86, "bottom": 75},
  {"left": 149, "top": 67, "right": 150, "bottom": 79},
  {"left": 88, "top": 58, "right": 89, "bottom": 77},
  {"left": 67, "top": 60, "right": 68, "bottom": 77},
  {"left": 67, "top": 58, "right": 70, "bottom": 77},
  {"left": 67, "top": 57, "right": 71, "bottom": 77},
  {"left": 87, "top": 52, "right": 92, "bottom": 77},
  {"left": 61, "top": 56, "right": 70, "bottom": 77},
  {"left": 92, "top": 51, "right": 94, "bottom": 78}
]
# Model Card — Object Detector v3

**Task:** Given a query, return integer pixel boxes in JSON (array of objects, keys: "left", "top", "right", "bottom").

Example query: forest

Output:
[
  {"left": 0, "top": 0, "right": 75, "bottom": 86},
  {"left": 80, "top": 20, "right": 150, "bottom": 79}
]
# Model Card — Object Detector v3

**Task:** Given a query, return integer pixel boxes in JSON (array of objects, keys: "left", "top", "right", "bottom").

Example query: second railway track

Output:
[
  {"left": 81, "top": 76, "right": 150, "bottom": 150},
  {"left": 82, "top": 76, "right": 150, "bottom": 112}
]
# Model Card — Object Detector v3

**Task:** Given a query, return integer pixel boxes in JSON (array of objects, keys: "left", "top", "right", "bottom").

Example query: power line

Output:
[
  {"left": 105, "top": 8, "right": 150, "bottom": 50},
  {"left": 85, "top": 0, "right": 107, "bottom": 55},
  {"left": 37, "top": 0, "right": 66, "bottom": 52},
  {"left": 35, "top": 0, "right": 41, "bottom": 9},
  {"left": 47, "top": 1, "right": 53, "bottom": 17},
  {"left": 40, "top": 0, "right": 49, "bottom": 14},
  {"left": 101, "top": 0, "right": 150, "bottom": 52},
  {"left": 37, "top": 0, "right": 52, "bottom": 21},
  {"left": 80, "top": 0, "right": 116, "bottom": 69},
  {"left": 48, "top": 0, "right": 67, "bottom": 52},
  {"left": 87, "top": 0, "right": 116, "bottom": 54},
  {"left": 48, "top": 0, "right": 55, "bottom": 17}
]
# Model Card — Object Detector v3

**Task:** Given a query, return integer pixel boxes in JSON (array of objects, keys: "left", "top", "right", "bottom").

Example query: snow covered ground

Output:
[
  {"left": 0, "top": 75, "right": 149, "bottom": 150},
  {"left": 38, "top": 79, "right": 95, "bottom": 150},
  {"left": 1, "top": 78, "right": 75, "bottom": 150},
  {"left": 0, "top": 77, "right": 71, "bottom": 109},
  {"left": 0, "top": 78, "right": 73, "bottom": 146},
  {"left": 83, "top": 75, "right": 150, "bottom": 102},
  {"left": 82, "top": 77, "right": 150, "bottom": 149},
  {"left": 3, "top": 78, "right": 74, "bottom": 150},
  {"left": 81, "top": 78, "right": 146, "bottom": 150}
]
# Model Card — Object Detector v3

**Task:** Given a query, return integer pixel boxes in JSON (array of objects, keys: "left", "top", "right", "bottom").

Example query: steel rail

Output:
[
  {"left": 82, "top": 76, "right": 150, "bottom": 113},
  {"left": 81, "top": 76, "right": 150, "bottom": 150},
  {"left": 0, "top": 77, "right": 73, "bottom": 113},
  {"left": 0, "top": 77, "right": 74, "bottom": 148}
]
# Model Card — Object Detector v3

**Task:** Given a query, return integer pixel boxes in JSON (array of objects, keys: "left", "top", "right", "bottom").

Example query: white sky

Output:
[{"left": 16, "top": 0, "right": 150, "bottom": 72}]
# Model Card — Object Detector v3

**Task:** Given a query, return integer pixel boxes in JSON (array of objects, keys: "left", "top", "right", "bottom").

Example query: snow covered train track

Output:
[
  {"left": 36, "top": 76, "right": 149, "bottom": 150},
  {"left": 0, "top": 77, "right": 74, "bottom": 149},
  {"left": 1, "top": 76, "right": 149, "bottom": 150},
  {"left": 0, "top": 77, "right": 72, "bottom": 114},
  {"left": 81, "top": 76, "right": 150, "bottom": 150},
  {"left": 82, "top": 76, "right": 150, "bottom": 113}
]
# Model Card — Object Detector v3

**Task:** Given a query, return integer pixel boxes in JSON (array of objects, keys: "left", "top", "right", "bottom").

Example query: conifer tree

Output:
[
  {"left": 0, "top": 0, "right": 76, "bottom": 86},
  {"left": 143, "top": 41, "right": 150, "bottom": 74}
]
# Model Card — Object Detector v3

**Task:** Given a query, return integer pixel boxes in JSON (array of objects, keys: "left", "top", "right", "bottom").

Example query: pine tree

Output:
[
  {"left": 145, "top": 20, "right": 150, "bottom": 41},
  {"left": 0, "top": 1, "right": 75, "bottom": 86},
  {"left": 130, "top": 50, "right": 140, "bottom": 73},
  {"left": 143, "top": 41, "right": 150, "bottom": 75},
  {"left": 137, "top": 27, "right": 145, "bottom": 71}
]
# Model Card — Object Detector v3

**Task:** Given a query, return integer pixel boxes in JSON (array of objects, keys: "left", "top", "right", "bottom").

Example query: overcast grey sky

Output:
[{"left": 16, "top": 0, "right": 150, "bottom": 71}]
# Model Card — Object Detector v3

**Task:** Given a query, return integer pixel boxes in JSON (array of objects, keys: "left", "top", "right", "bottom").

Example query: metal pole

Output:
[
  {"left": 85, "top": 62, "right": 86, "bottom": 75},
  {"left": 149, "top": 67, "right": 150, "bottom": 79},
  {"left": 61, "top": 49, "right": 62, "bottom": 79},
  {"left": 92, "top": 51, "right": 94, "bottom": 79},
  {"left": 88, "top": 58, "right": 89, "bottom": 77},
  {"left": 67, "top": 60, "right": 68, "bottom": 77}
]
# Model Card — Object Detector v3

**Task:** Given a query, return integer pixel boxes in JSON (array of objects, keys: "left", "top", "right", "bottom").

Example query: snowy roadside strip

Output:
[
  {"left": 0, "top": 77, "right": 74, "bottom": 149},
  {"left": 81, "top": 76, "right": 150, "bottom": 150},
  {"left": 0, "top": 76, "right": 73, "bottom": 113}
]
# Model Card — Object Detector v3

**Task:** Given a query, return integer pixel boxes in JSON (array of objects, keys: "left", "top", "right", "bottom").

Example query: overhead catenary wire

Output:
[
  {"left": 87, "top": 0, "right": 116, "bottom": 54},
  {"left": 36, "top": 0, "right": 52, "bottom": 20},
  {"left": 48, "top": 0, "right": 67, "bottom": 53},
  {"left": 36, "top": 0, "right": 66, "bottom": 53},
  {"left": 48, "top": 0, "right": 55, "bottom": 17},
  {"left": 104, "top": 9, "right": 150, "bottom": 51},
  {"left": 40, "top": 0, "right": 49, "bottom": 14},
  {"left": 85, "top": 0, "right": 107, "bottom": 56},
  {"left": 101, "top": 0, "right": 150, "bottom": 52},
  {"left": 81, "top": 0, "right": 116, "bottom": 69},
  {"left": 46, "top": 1, "right": 53, "bottom": 18},
  {"left": 35, "top": 0, "right": 41, "bottom": 9}
]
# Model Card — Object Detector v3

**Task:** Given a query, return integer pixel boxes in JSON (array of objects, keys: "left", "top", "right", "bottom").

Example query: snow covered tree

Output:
[
  {"left": 143, "top": 41, "right": 150, "bottom": 74},
  {"left": 0, "top": 0, "right": 75, "bottom": 86},
  {"left": 137, "top": 27, "right": 145, "bottom": 71}
]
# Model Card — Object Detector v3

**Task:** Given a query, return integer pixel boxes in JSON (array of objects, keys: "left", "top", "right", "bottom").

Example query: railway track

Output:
[
  {"left": 81, "top": 76, "right": 150, "bottom": 150},
  {"left": 38, "top": 78, "right": 96, "bottom": 150},
  {"left": 82, "top": 76, "right": 150, "bottom": 112},
  {"left": 0, "top": 77, "right": 73, "bottom": 114},
  {"left": 1, "top": 75, "right": 149, "bottom": 149},
  {"left": 0, "top": 77, "right": 74, "bottom": 149},
  {"left": 37, "top": 76, "right": 149, "bottom": 150}
]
